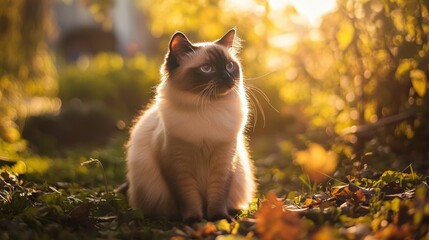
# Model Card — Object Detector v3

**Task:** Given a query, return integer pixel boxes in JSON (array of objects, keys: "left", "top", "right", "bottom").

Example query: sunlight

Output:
[
  {"left": 226, "top": 0, "right": 337, "bottom": 27},
  {"left": 268, "top": 0, "right": 337, "bottom": 26}
]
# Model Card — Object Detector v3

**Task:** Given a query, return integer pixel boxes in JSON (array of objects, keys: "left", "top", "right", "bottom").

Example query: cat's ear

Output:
[
  {"left": 216, "top": 29, "right": 236, "bottom": 49},
  {"left": 169, "top": 32, "right": 195, "bottom": 60}
]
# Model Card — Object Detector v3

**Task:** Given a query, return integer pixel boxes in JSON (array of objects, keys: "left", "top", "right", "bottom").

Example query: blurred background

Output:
[{"left": 1, "top": 0, "right": 428, "bottom": 194}]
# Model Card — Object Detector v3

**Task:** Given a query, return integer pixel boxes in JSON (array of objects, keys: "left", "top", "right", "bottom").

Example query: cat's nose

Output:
[
  {"left": 221, "top": 71, "right": 234, "bottom": 81},
  {"left": 221, "top": 71, "right": 230, "bottom": 78}
]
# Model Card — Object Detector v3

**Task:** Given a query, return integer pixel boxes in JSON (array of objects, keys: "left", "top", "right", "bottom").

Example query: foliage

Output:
[
  {"left": 321, "top": 0, "right": 429, "bottom": 161},
  {"left": 58, "top": 53, "right": 158, "bottom": 123},
  {"left": 0, "top": 170, "right": 147, "bottom": 239},
  {"left": 23, "top": 53, "right": 158, "bottom": 154},
  {"left": 0, "top": 0, "right": 57, "bottom": 144}
]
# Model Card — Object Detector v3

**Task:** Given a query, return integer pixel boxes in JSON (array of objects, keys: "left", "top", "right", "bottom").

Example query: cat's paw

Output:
[
  {"left": 182, "top": 207, "right": 203, "bottom": 224},
  {"left": 183, "top": 215, "right": 202, "bottom": 224},
  {"left": 228, "top": 209, "right": 240, "bottom": 217}
]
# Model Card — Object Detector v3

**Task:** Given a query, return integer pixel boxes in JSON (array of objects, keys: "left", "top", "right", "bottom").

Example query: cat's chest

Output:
[{"left": 161, "top": 101, "right": 243, "bottom": 143}]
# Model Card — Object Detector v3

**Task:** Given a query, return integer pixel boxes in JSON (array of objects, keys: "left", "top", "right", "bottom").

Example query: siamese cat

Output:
[{"left": 126, "top": 29, "right": 255, "bottom": 223}]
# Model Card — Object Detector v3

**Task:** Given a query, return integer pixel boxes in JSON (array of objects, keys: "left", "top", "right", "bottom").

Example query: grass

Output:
[{"left": 1, "top": 140, "right": 428, "bottom": 239}]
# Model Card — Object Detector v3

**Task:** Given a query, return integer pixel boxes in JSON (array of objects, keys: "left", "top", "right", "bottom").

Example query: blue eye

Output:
[
  {"left": 226, "top": 62, "right": 235, "bottom": 72},
  {"left": 200, "top": 64, "right": 214, "bottom": 73}
]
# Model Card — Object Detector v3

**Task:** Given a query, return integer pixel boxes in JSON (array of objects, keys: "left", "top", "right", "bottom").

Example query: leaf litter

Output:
[{"left": 0, "top": 168, "right": 428, "bottom": 239}]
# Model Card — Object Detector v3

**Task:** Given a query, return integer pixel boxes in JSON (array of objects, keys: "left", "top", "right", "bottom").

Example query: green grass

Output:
[{"left": 1, "top": 142, "right": 428, "bottom": 239}]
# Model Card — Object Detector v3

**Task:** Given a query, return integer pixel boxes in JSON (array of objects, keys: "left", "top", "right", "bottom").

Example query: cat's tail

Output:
[{"left": 114, "top": 181, "right": 129, "bottom": 195}]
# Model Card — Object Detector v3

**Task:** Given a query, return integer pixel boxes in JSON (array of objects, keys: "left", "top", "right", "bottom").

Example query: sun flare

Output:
[
  {"left": 227, "top": 0, "right": 337, "bottom": 27},
  {"left": 270, "top": 0, "right": 337, "bottom": 26}
]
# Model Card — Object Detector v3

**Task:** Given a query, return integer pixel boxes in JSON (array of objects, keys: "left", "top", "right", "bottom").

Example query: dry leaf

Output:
[
  {"left": 256, "top": 192, "right": 304, "bottom": 240},
  {"left": 69, "top": 201, "right": 94, "bottom": 229},
  {"left": 170, "top": 236, "right": 185, "bottom": 240},
  {"left": 190, "top": 222, "right": 217, "bottom": 239},
  {"left": 312, "top": 226, "right": 337, "bottom": 240}
]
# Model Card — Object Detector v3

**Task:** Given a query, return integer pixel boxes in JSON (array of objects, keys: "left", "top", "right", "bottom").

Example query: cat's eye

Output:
[
  {"left": 226, "top": 62, "right": 235, "bottom": 72},
  {"left": 200, "top": 64, "right": 214, "bottom": 73}
]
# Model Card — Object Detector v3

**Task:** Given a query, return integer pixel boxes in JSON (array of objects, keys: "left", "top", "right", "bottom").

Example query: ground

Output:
[{"left": 1, "top": 158, "right": 428, "bottom": 240}]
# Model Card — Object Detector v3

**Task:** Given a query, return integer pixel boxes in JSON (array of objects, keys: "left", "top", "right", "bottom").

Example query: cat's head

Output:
[{"left": 161, "top": 29, "right": 242, "bottom": 97}]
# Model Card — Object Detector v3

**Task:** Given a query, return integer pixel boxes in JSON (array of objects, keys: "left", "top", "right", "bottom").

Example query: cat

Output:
[{"left": 126, "top": 29, "right": 255, "bottom": 223}]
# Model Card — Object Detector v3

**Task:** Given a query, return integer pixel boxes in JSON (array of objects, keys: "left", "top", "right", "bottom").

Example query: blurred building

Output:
[{"left": 51, "top": 0, "right": 151, "bottom": 61}]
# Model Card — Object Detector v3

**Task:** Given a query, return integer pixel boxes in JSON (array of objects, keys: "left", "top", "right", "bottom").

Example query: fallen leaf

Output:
[
  {"left": 312, "top": 226, "right": 337, "bottom": 240},
  {"left": 69, "top": 201, "right": 94, "bottom": 229},
  {"left": 190, "top": 222, "right": 218, "bottom": 239},
  {"left": 170, "top": 236, "right": 186, "bottom": 240},
  {"left": 256, "top": 192, "right": 304, "bottom": 240}
]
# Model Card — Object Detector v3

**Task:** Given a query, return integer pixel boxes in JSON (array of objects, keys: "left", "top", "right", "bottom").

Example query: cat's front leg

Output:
[
  {"left": 177, "top": 182, "right": 204, "bottom": 223},
  {"left": 165, "top": 174, "right": 204, "bottom": 222},
  {"left": 161, "top": 152, "right": 204, "bottom": 223},
  {"left": 206, "top": 143, "right": 235, "bottom": 221}
]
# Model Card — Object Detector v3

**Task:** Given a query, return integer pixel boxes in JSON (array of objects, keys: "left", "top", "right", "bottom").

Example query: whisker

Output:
[
  {"left": 232, "top": 86, "right": 241, "bottom": 98},
  {"left": 195, "top": 90, "right": 203, "bottom": 118},
  {"left": 212, "top": 86, "right": 217, "bottom": 101},
  {"left": 247, "top": 84, "right": 279, "bottom": 113},
  {"left": 189, "top": 83, "right": 208, "bottom": 92},
  {"left": 247, "top": 88, "right": 266, "bottom": 128},
  {"left": 206, "top": 81, "right": 216, "bottom": 102},
  {"left": 198, "top": 91, "right": 206, "bottom": 119},
  {"left": 197, "top": 83, "right": 213, "bottom": 119},
  {"left": 245, "top": 90, "right": 258, "bottom": 131},
  {"left": 243, "top": 70, "right": 277, "bottom": 81}
]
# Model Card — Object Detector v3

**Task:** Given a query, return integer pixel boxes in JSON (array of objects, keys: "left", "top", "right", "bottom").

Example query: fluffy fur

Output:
[{"left": 126, "top": 29, "right": 255, "bottom": 222}]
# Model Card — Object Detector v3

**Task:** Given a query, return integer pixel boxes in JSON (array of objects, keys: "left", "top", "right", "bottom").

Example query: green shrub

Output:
[
  {"left": 23, "top": 53, "right": 160, "bottom": 154},
  {"left": 58, "top": 53, "right": 159, "bottom": 122}
]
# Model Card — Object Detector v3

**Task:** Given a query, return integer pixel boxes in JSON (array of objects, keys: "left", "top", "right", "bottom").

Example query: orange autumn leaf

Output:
[
  {"left": 190, "top": 222, "right": 217, "bottom": 239},
  {"left": 170, "top": 237, "right": 185, "bottom": 240},
  {"left": 331, "top": 184, "right": 368, "bottom": 204},
  {"left": 312, "top": 226, "right": 337, "bottom": 240},
  {"left": 353, "top": 189, "right": 366, "bottom": 202},
  {"left": 256, "top": 192, "right": 304, "bottom": 240}
]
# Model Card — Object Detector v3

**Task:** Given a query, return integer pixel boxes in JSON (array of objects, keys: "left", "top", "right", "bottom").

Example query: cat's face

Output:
[{"left": 162, "top": 29, "right": 242, "bottom": 97}]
